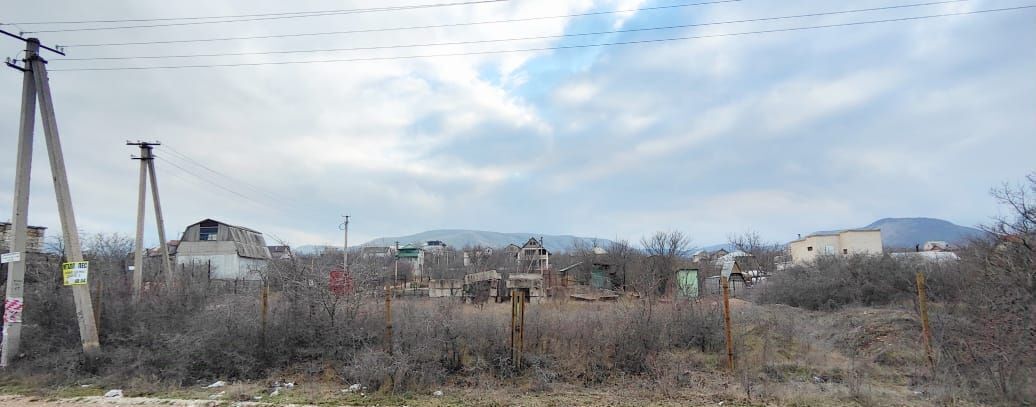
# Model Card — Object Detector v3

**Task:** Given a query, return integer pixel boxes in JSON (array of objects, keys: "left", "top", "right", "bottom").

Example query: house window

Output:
[
  {"left": 807, "top": 246, "right": 813, "bottom": 252},
  {"left": 843, "top": 248, "right": 848, "bottom": 255},
  {"left": 824, "top": 245, "right": 835, "bottom": 254},
  {"left": 199, "top": 223, "right": 218, "bottom": 241}
]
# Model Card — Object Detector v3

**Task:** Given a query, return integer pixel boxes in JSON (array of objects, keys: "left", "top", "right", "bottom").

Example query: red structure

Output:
[{"left": 329, "top": 266, "right": 353, "bottom": 296}]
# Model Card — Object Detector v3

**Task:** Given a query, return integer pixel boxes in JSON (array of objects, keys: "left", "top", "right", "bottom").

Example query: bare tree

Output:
[
  {"left": 607, "top": 239, "right": 637, "bottom": 291},
  {"left": 727, "top": 231, "right": 784, "bottom": 275},
  {"left": 933, "top": 173, "right": 1036, "bottom": 402},
  {"left": 638, "top": 231, "right": 692, "bottom": 298}
]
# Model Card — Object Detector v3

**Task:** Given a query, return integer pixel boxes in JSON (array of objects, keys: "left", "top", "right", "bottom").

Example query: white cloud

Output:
[{"left": 0, "top": 0, "right": 1032, "bottom": 246}]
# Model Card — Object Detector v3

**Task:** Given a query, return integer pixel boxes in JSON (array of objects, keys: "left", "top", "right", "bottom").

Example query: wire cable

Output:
[
  {"left": 155, "top": 155, "right": 278, "bottom": 209},
  {"left": 160, "top": 144, "right": 299, "bottom": 208},
  {"left": 6, "top": 0, "right": 507, "bottom": 25},
  {"left": 59, "top": 0, "right": 743, "bottom": 48},
  {"left": 50, "top": 5, "right": 1036, "bottom": 72},
  {"left": 19, "top": 0, "right": 509, "bottom": 34},
  {"left": 55, "top": 1, "right": 970, "bottom": 61}
]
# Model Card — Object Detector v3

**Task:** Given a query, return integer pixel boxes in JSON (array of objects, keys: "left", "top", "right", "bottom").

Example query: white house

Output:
[
  {"left": 174, "top": 219, "right": 271, "bottom": 280},
  {"left": 788, "top": 229, "right": 883, "bottom": 264}
]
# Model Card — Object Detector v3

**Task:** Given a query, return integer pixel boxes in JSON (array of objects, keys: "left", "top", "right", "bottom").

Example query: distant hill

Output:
[
  {"left": 360, "top": 229, "right": 613, "bottom": 253},
  {"left": 862, "top": 217, "right": 987, "bottom": 249},
  {"left": 694, "top": 218, "right": 989, "bottom": 252},
  {"left": 293, "top": 245, "right": 340, "bottom": 255}
]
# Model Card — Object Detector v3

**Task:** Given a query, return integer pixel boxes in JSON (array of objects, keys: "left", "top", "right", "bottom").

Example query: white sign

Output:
[
  {"left": 62, "top": 261, "right": 89, "bottom": 286},
  {"left": 0, "top": 252, "right": 21, "bottom": 264}
]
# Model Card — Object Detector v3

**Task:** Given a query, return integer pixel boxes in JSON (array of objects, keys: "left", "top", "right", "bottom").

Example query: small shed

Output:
[{"left": 675, "top": 268, "right": 700, "bottom": 299}]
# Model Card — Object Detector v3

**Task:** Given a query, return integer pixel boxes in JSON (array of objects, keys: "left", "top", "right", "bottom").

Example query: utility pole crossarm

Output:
[{"left": 0, "top": 29, "right": 65, "bottom": 56}]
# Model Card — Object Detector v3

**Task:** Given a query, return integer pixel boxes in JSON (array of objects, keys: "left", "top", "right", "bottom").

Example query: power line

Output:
[
  {"left": 154, "top": 155, "right": 279, "bottom": 210},
  {"left": 18, "top": 0, "right": 509, "bottom": 34},
  {"left": 159, "top": 144, "right": 298, "bottom": 208},
  {"left": 6, "top": 0, "right": 507, "bottom": 25},
  {"left": 49, "top": 5, "right": 1036, "bottom": 72},
  {"left": 55, "top": 1, "right": 970, "bottom": 62},
  {"left": 59, "top": 0, "right": 744, "bottom": 48}
]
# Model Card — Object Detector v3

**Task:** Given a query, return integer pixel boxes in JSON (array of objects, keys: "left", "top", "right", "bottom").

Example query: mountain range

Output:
[
  {"left": 860, "top": 217, "right": 987, "bottom": 248},
  {"left": 359, "top": 229, "right": 613, "bottom": 253},
  {"left": 295, "top": 217, "right": 986, "bottom": 254}
]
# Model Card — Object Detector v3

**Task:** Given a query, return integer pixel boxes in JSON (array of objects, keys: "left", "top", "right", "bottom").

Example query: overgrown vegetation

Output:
[{"left": 1, "top": 175, "right": 1033, "bottom": 405}]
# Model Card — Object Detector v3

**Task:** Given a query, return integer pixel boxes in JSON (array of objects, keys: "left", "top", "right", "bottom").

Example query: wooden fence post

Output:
[
  {"left": 916, "top": 271, "right": 935, "bottom": 372},
  {"left": 721, "top": 276, "right": 735, "bottom": 372}
]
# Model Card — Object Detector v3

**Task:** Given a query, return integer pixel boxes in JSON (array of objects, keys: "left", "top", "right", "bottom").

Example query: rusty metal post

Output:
[
  {"left": 721, "top": 276, "right": 735, "bottom": 372},
  {"left": 916, "top": 271, "right": 935, "bottom": 371},
  {"left": 510, "top": 288, "right": 525, "bottom": 369}
]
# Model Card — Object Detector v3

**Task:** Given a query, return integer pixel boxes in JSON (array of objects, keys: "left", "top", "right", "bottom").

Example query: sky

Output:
[{"left": 0, "top": 0, "right": 1034, "bottom": 248}]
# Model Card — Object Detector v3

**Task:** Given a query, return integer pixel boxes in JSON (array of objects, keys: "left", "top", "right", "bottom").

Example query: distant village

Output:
[{"left": 1, "top": 217, "right": 962, "bottom": 303}]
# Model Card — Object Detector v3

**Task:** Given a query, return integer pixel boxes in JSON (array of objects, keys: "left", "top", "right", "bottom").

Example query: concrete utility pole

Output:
[
  {"left": 340, "top": 215, "right": 350, "bottom": 271},
  {"left": 1, "top": 34, "right": 100, "bottom": 365},
  {"left": 127, "top": 141, "right": 173, "bottom": 300},
  {"left": 1, "top": 39, "right": 39, "bottom": 368},
  {"left": 394, "top": 241, "right": 400, "bottom": 286}
]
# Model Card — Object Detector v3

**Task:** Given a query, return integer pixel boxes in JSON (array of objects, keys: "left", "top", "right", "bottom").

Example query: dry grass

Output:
[{"left": 4, "top": 280, "right": 1018, "bottom": 406}]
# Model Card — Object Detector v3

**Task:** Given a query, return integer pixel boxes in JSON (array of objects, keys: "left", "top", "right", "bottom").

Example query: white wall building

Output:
[
  {"left": 788, "top": 229, "right": 883, "bottom": 264},
  {"left": 175, "top": 219, "right": 271, "bottom": 280}
]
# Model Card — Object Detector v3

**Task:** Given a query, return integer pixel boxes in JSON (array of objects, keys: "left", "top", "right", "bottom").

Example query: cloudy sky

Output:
[{"left": 1, "top": 0, "right": 1033, "bottom": 248}]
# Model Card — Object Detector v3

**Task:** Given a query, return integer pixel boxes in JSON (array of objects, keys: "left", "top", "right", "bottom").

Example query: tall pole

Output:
[
  {"left": 144, "top": 147, "right": 173, "bottom": 286},
  {"left": 131, "top": 146, "right": 147, "bottom": 302},
  {"left": 721, "top": 276, "right": 735, "bottom": 372},
  {"left": 341, "top": 215, "right": 349, "bottom": 271},
  {"left": 31, "top": 44, "right": 100, "bottom": 355},
  {"left": 394, "top": 241, "right": 399, "bottom": 286},
  {"left": 1, "top": 39, "right": 39, "bottom": 368},
  {"left": 128, "top": 141, "right": 172, "bottom": 294}
]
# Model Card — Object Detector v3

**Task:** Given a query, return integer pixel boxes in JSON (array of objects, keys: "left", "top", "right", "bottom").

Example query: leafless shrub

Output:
[{"left": 754, "top": 254, "right": 918, "bottom": 310}]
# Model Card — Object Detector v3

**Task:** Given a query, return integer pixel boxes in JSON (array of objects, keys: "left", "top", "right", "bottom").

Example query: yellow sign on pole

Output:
[{"left": 62, "top": 261, "right": 89, "bottom": 286}]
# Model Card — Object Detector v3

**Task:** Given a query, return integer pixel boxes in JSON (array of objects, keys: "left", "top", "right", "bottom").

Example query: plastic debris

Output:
[
  {"left": 205, "top": 380, "right": 227, "bottom": 388},
  {"left": 433, "top": 390, "right": 444, "bottom": 397},
  {"left": 270, "top": 388, "right": 280, "bottom": 397},
  {"left": 103, "top": 390, "right": 123, "bottom": 398},
  {"left": 344, "top": 383, "right": 363, "bottom": 393}
]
